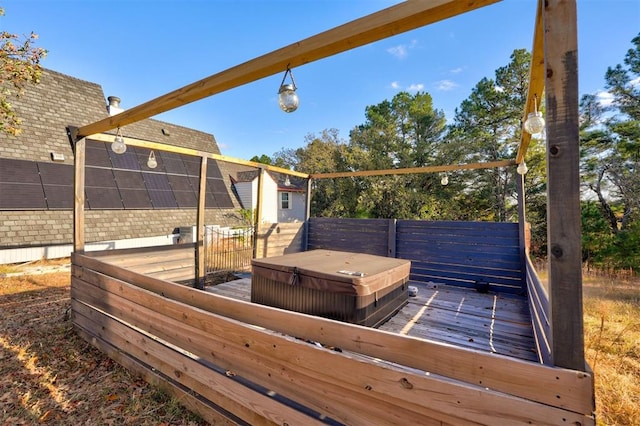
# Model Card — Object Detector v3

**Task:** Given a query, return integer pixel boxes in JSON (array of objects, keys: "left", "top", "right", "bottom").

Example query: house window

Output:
[{"left": 280, "top": 192, "right": 291, "bottom": 209}]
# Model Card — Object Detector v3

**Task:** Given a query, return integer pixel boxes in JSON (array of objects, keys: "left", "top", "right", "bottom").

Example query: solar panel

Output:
[
  {"left": 37, "top": 162, "right": 73, "bottom": 185},
  {"left": 173, "top": 190, "right": 197, "bottom": 208},
  {"left": 85, "top": 142, "right": 113, "bottom": 167},
  {"left": 43, "top": 185, "right": 73, "bottom": 209},
  {"left": 206, "top": 161, "right": 224, "bottom": 179},
  {"left": 86, "top": 187, "right": 123, "bottom": 209},
  {"left": 120, "top": 189, "right": 153, "bottom": 209},
  {"left": 0, "top": 182, "right": 47, "bottom": 209},
  {"left": 160, "top": 152, "right": 187, "bottom": 174},
  {"left": 142, "top": 172, "right": 172, "bottom": 191},
  {"left": 148, "top": 190, "right": 178, "bottom": 209},
  {"left": 86, "top": 167, "right": 117, "bottom": 188},
  {"left": 108, "top": 146, "right": 141, "bottom": 170},
  {"left": 113, "top": 170, "right": 146, "bottom": 189},
  {"left": 167, "top": 174, "right": 194, "bottom": 191},
  {"left": 181, "top": 155, "right": 201, "bottom": 176},
  {"left": 208, "top": 178, "right": 228, "bottom": 194},
  {"left": 0, "top": 158, "right": 41, "bottom": 184}
]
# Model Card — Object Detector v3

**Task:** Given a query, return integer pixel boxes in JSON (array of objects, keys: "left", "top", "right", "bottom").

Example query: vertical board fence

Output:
[
  {"left": 308, "top": 218, "right": 525, "bottom": 294},
  {"left": 255, "top": 222, "right": 304, "bottom": 258}
]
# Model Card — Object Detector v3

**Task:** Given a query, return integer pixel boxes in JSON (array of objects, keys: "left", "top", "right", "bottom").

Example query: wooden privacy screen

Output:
[
  {"left": 71, "top": 252, "right": 594, "bottom": 425},
  {"left": 308, "top": 218, "right": 525, "bottom": 294}
]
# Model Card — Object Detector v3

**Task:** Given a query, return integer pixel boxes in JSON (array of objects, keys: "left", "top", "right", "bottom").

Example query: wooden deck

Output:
[
  {"left": 208, "top": 276, "right": 538, "bottom": 362},
  {"left": 91, "top": 245, "right": 537, "bottom": 362}
]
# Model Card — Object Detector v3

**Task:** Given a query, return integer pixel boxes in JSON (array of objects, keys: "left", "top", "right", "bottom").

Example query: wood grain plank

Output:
[
  {"left": 71, "top": 270, "right": 590, "bottom": 425},
  {"left": 71, "top": 253, "right": 594, "bottom": 415}
]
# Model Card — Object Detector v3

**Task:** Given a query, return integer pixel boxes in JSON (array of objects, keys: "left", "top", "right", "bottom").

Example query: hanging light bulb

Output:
[
  {"left": 517, "top": 161, "right": 529, "bottom": 175},
  {"left": 147, "top": 150, "right": 157, "bottom": 169},
  {"left": 111, "top": 127, "right": 127, "bottom": 154},
  {"left": 278, "top": 65, "right": 299, "bottom": 113},
  {"left": 440, "top": 174, "right": 449, "bottom": 186},
  {"left": 284, "top": 175, "right": 291, "bottom": 186},
  {"left": 524, "top": 94, "right": 545, "bottom": 135}
]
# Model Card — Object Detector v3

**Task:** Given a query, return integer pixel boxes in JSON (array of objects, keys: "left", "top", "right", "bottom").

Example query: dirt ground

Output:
[{"left": 0, "top": 269, "right": 209, "bottom": 425}]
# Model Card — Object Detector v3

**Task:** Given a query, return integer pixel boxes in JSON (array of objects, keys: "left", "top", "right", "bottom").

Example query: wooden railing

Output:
[
  {"left": 526, "top": 255, "right": 552, "bottom": 364},
  {"left": 71, "top": 251, "right": 594, "bottom": 425}
]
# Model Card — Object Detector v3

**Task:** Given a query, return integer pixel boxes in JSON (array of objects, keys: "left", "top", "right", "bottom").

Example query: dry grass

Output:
[
  {"left": 0, "top": 270, "right": 209, "bottom": 425},
  {"left": 582, "top": 274, "right": 640, "bottom": 425}
]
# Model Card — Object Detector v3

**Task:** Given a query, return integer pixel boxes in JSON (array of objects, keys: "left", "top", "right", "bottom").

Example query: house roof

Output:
[{"left": 0, "top": 68, "right": 223, "bottom": 165}]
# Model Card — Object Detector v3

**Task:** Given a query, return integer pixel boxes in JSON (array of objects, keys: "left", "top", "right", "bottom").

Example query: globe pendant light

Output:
[
  {"left": 524, "top": 94, "right": 545, "bottom": 135},
  {"left": 111, "top": 127, "right": 127, "bottom": 154},
  {"left": 517, "top": 161, "right": 528, "bottom": 175},
  {"left": 147, "top": 150, "right": 157, "bottom": 169},
  {"left": 278, "top": 65, "right": 299, "bottom": 113}
]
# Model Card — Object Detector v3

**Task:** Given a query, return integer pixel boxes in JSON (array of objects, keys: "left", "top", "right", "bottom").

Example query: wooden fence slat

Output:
[
  {"left": 72, "top": 316, "right": 241, "bottom": 426},
  {"left": 71, "top": 253, "right": 595, "bottom": 415},
  {"left": 71, "top": 266, "right": 592, "bottom": 425},
  {"left": 72, "top": 281, "right": 451, "bottom": 426},
  {"left": 71, "top": 299, "right": 312, "bottom": 426}
]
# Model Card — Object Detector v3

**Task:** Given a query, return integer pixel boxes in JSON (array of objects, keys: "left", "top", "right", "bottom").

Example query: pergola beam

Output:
[
  {"left": 76, "top": 0, "right": 500, "bottom": 138},
  {"left": 311, "top": 159, "right": 515, "bottom": 179},
  {"left": 86, "top": 133, "right": 309, "bottom": 178},
  {"left": 516, "top": 0, "right": 545, "bottom": 164}
]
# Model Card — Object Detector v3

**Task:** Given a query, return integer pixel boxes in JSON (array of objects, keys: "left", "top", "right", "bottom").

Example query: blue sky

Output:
[{"left": 2, "top": 0, "right": 639, "bottom": 160}]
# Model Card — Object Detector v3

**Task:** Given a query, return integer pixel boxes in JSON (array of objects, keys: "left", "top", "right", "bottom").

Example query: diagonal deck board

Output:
[
  {"left": 90, "top": 246, "right": 538, "bottom": 362},
  {"left": 207, "top": 277, "right": 539, "bottom": 362}
]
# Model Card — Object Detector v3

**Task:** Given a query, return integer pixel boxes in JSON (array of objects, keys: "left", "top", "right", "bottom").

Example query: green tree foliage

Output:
[
  {"left": 0, "top": 7, "right": 47, "bottom": 135},
  {"left": 447, "top": 49, "right": 535, "bottom": 223},
  {"left": 580, "top": 33, "right": 640, "bottom": 270},
  {"left": 348, "top": 91, "right": 447, "bottom": 218}
]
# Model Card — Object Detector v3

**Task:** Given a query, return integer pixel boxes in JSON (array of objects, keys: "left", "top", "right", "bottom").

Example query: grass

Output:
[
  {"left": 0, "top": 270, "right": 209, "bottom": 425},
  {"left": 582, "top": 274, "right": 640, "bottom": 425}
]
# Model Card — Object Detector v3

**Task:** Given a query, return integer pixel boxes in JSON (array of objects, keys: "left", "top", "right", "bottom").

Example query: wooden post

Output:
[
  {"left": 73, "top": 136, "right": 86, "bottom": 253},
  {"left": 304, "top": 178, "right": 312, "bottom": 251},
  {"left": 516, "top": 171, "right": 527, "bottom": 290},
  {"left": 387, "top": 219, "right": 397, "bottom": 258},
  {"left": 544, "top": 0, "right": 584, "bottom": 370},
  {"left": 253, "top": 168, "right": 265, "bottom": 258},
  {"left": 195, "top": 156, "right": 207, "bottom": 290}
]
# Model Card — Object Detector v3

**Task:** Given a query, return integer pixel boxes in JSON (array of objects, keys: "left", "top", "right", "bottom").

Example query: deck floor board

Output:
[{"left": 93, "top": 247, "right": 538, "bottom": 362}]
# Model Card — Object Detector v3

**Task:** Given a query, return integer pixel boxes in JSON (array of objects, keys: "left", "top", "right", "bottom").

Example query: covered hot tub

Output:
[{"left": 251, "top": 249, "right": 410, "bottom": 327}]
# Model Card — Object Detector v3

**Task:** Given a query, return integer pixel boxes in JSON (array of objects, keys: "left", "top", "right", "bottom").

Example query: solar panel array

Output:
[{"left": 0, "top": 141, "right": 234, "bottom": 210}]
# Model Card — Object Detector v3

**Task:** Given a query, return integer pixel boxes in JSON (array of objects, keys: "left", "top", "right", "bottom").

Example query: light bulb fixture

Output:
[
  {"left": 147, "top": 150, "right": 157, "bottom": 169},
  {"left": 111, "top": 127, "right": 127, "bottom": 154},
  {"left": 440, "top": 174, "right": 449, "bottom": 186},
  {"left": 524, "top": 94, "right": 545, "bottom": 135},
  {"left": 284, "top": 176, "right": 291, "bottom": 186},
  {"left": 517, "top": 161, "right": 529, "bottom": 175},
  {"left": 278, "top": 65, "right": 299, "bottom": 113}
]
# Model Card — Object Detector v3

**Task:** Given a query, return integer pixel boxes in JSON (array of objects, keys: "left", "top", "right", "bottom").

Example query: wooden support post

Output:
[
  {"left": 544, "top": 0, "right": 584, "bottom": 370},
  {"left": 387, "top": 219, "right": 397, "bottom": 258},
  {"left": 304, "top": 178, "right": 312, "bottom": 251},
  {"left": 195, "top": 156, "right": 207, "bottom": 290},
  {"left": 73, "top": 136, "right": 86, "bottom": 253},
  {"left": 516, "top": 171, "right": 527, "bottom": 287},
  {"left": 253, "top": 168, "right": 265, "bottom": 259}
]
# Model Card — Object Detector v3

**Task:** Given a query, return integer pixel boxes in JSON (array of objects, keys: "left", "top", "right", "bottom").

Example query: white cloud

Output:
[
  {"left": 631, "top": 76, "right": 640, "bottom": 87},
  {"left": 495, "top": 85, "right": 505, "bottom": 92},
  {"left": 390, "top": 81, "right": 401, "bottom": 90},
  {"left": 407, "top": 83, "right": 424, "bottom": 92},
  {"left": 386, "top": 39, "right": 418, "bottom": 59},
  {"left": 387, "top": 45, "right": 408, "bottom": 59},
  {"left": 596, "top": 90, "right": 614, "bottom": 107},
  {"left": 436, "top": 80, "right": 459, "bottom": 91},
  {"left": 450, "top": 67, "right": 463, "bottom": 74}
]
